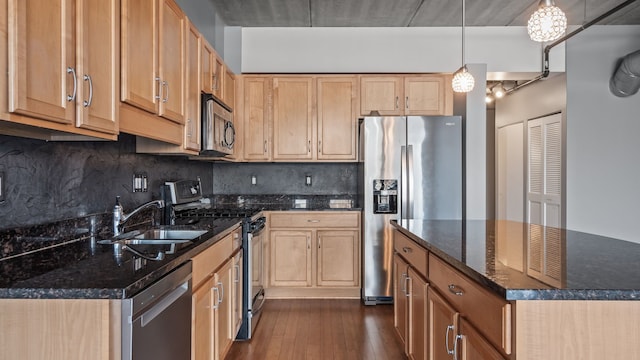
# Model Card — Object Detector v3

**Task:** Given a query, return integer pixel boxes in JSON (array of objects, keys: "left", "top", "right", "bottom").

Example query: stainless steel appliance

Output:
[
  {"left": 122, "top": 262, "right": 192, "bottom": 360},
  {"left": 201, "top": 94, "right": 234, "bottom": 156},
  {"left": 237, "top": 214, "right": 266, "bottom": 340},
  {"left": 359, "top": 116, "right": 463, "bottom": 305}
]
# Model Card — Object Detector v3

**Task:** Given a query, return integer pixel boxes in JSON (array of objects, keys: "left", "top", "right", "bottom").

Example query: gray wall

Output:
[
  {"left": 0, "top": 135, "right": 213, "bottom": 229},
  {"left": 212, "top": 163, "right": 357, "bottom": 195},
  {"left": 565, "top": 25, "right": 640, "bottom": 243},
  {"left": 176, "top": 0, "right": 226, "bottom": 55}
]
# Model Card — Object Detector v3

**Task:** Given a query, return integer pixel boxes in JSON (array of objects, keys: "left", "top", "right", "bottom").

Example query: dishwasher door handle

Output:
[{"left": 140, "top": 281, "right": 189, "bottom": 327}]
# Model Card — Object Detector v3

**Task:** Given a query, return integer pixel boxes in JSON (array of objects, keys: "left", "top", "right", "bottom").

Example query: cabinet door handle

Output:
[
  {"left": 66, "top": 67, "right": 77, "bottom": 102},
  {"left": 446, "top": 325, "right": 455, "bottom": 355},
  {"left": 318, "top": 239, "right": 321, "bottom": 249},
  {"left": 213, "top": 74, "right": 218, "bottom": 91},
  {"left": 307, "top": 236, "right": 311, "bottom": 250},
  {"left": 307, "top": 219, "right": 320, "bottom": 223},
  {"left": 405, "top": 276, "right": 411, "bottom": 297},
  {"left": 400, "top": 273, "right": 407, "bottom": 294},
  {"left": 212, "top": 286, "right": 219, "bottom": 309},
  {"left": 155, "top": 77, "right": 162, "bottom": 100},
  {"left": 448, "top": 284, "right": 465, "bottom": 296},
  {"left": 402, "top": 246, "right": 413, "bottom": 253},
  {"left": 186, "top": 119, "right": 192, "bottom": 138},
  {"left": 162, "top": 81, "right": 169, "bottom": 103},
  {"left": 395, "top": 96, "right": 399, "bottom": 109},
  {"left": 308, "top": 140, "right": 311, "bottom": 153},
  {"left": 453, "top": 334, "right": 463, "bottom": 360},
  {"left": 264, "top": 140, "right": 267, "bottom": 154},
  {"left": 217, "top": 281, "right": 223, "bottom": 304},
  {"left": 318, "top": 140, "right": 322, "bottom": 153},
  {"left": 234, "top": 265, "right": 240, "bottom": 283},
  {"left": 83, "top": 74, "right": 93, "bottom": 107},
  {"left": 405, "top": 96, "right": 409, "bottom": 109}
]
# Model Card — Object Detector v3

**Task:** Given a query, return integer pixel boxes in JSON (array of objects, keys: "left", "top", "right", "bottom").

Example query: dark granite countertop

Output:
[
  {"left": 392, "top": 219, "right": 640, "bottom": 301},
  {"left": 209, "top": 194, "right": 361, "bottom": 211},
  {"left": 0, "top": 217, "right": 243, "bottom": 299}
]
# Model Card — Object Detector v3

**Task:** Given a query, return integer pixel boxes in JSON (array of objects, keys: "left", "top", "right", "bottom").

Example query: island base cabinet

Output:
[
  {"left": 428, "top": 288, "right": 458, "bottom": 360},
  {"left": 515, "top": 300, "right": 640, "bottom": 360},
  {"left": 393, "top": 253, "right": 409, "bottom": 350},
  {"left": 0, "top": 299, "right": 121, "bottom": 360}
]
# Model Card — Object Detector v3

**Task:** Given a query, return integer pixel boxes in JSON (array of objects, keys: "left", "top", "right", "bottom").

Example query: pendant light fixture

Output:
[
  {"left": 527, "top": 0, "right": 567, "bottom": 42},
  {"left": 452, "top": 0, "right": 474, "bottom": 93}
]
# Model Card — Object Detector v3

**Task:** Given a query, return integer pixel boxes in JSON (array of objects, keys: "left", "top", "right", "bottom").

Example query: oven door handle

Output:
[{"left": 140, "top": 281, "right": 189, "bottom": 327}]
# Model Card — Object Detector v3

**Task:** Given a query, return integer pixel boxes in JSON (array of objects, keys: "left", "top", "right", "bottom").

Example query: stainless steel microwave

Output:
[{"left": 201, "top": 94, "right": 234, "bottom": 156}]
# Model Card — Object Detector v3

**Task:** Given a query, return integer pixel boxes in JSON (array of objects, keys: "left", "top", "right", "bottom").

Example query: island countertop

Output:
[{"left": 392, "top": 219, "right": 640, "bottom": 301}]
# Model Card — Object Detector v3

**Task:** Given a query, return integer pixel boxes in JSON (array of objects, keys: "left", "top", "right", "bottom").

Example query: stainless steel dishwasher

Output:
[{"left": 122, "top": 261, "right": 192, "bottom": 360}]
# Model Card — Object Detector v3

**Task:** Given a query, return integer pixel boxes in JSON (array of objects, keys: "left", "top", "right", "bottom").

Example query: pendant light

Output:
[
  {"left": 452, "top": 0, "right": 474, "bottom": 93},
  {"left": 527, "top": 0, "right": 567, "bottom": 42}
]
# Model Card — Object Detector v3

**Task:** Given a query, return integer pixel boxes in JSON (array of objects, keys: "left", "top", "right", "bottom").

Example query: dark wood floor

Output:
[{"left": 225, "top": 299, "right": 406, "bottom": 360}]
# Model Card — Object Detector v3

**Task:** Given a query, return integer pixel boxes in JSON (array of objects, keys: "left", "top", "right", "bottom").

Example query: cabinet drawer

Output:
[
  {"left": 394, "top": 231, "right": 428, "bottom": 278},
  {"left": 428, "top": 254, "right": 512, "bottom": 355},
  {"left": 270, "top": 212, "right": 359, "bottom": 228},
  {"left": 192, "top": 234, "right": 233, "bottom": 288}
]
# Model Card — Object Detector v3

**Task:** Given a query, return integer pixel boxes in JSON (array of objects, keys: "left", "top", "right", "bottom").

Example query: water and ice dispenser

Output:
[{"left": 372, "top": 179, "right": 398, "bottom": 214}]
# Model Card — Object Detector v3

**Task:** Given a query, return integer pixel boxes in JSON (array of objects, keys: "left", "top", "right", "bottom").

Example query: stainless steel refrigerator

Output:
[{"left": 359, "top": 116, "right": 463, "bottom": 305}]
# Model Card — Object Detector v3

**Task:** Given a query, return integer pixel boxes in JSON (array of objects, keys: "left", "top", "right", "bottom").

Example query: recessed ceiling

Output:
[{"left": 210, "top": 0, "right": 640, "bottom": 27}]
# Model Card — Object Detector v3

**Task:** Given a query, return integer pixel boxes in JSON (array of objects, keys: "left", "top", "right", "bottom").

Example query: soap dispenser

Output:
[{"left": 113, "top": 196, "right": 123, "bottom": 236}]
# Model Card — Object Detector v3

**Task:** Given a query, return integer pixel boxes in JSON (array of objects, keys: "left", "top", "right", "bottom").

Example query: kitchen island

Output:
[{"left": 392, "top": 219, "right": 640, "bottom": 359}]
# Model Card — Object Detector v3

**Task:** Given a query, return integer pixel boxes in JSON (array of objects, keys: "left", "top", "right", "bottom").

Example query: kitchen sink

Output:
[
  {"left": 98, "top": 229, "right": 208, "bottom": 245},
  {"left": 133, "top": 229, "right": 208, "bottom": 241}
]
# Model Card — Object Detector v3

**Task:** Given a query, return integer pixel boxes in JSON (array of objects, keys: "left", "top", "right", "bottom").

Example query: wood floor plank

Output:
[{"left": 225, "top": 299, "right": 406, "bottom": 360}]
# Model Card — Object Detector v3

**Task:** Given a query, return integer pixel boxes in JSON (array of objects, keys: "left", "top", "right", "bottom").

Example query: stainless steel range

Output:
[{"left": 162, "top": 180, "right": 266, "bottom": 341}]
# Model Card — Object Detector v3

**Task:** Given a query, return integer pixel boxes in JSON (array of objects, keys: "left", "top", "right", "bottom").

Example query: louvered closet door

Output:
[{"left": 527, "top": 113, "right": 563, "bottom": 287}]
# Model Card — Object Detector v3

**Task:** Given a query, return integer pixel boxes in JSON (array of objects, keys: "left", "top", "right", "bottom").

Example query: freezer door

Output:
[
  {"left": 361, "top": 116, "right": 406, "bottom": 303},
  {"left": 406, "top": 116, "right": 462, "bottom": 220}
]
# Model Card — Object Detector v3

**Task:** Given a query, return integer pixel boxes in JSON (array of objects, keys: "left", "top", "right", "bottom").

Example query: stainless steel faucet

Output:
[{"left": 113, "top": 196, "right": 165, "bottom": 236}]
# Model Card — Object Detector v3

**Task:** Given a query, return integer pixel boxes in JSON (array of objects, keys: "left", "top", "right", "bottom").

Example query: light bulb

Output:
[
  {"left": 527, "top": 0, "right": 567, "bottom": 42},
  {"left": 493, "top": 84, "right": 505, "bottom": 98},
  {"left": 485, "top": 95, "right": 494, "bottom": 104},
  {"left": 452, "top": 66, "right": 475, "bottom": 93}
]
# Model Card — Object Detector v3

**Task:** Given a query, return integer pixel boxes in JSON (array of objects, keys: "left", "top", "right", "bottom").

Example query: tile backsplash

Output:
[{"left": 0, "top": 134, "right": 213, "bottom": 229}]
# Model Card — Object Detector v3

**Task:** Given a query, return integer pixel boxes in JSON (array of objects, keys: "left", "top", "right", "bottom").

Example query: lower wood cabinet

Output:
[
  {"left": 394, "top": 248, "right": 428, "bottom": 360},
  {"left": 266, "top": 211, "right": 360, "bottom": 298},
  {"left": 191, "top": 227, "right": 242, "bottom": 360}
]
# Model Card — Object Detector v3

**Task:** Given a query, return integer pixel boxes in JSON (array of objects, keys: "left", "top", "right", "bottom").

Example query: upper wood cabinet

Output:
[
  {"left": 316, "top": 77, "right": 358, "bottom": 161},
  {"left": 272, "top": 76, "right": 314, "bottom": 161},
  {"left": 121, "top": 0, "right": 185, "bottom": 124},
  {"left": 242, "top": 76, "right": 272, "bottom": 161},
  {"left": 223, "top": 67, "right": 236, "bottom": 110},
  {"left": 183, "top": 19, "right": 201, "bottom": 152},
  {"left": 201, "top": 40, "right": 215, "bottom": 94},
  {"left": 213, "top": 54, "right": 224, "bottom": 100},
  {"left": 360, "top": 75, "right": 453, "bottom": 116},
  {"left": 6, "top": 0, "right": 119, "bottom": 137}
]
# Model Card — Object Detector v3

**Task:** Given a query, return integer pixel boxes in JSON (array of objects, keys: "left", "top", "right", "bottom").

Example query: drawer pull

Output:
[
  {"left": 307, "top": 219, "right": 320, "bottom": 223},
  {"left": 448, "top": 284, "right": 465, "bottom": 296},
  {"left": 402, "top": 246, "right": 413, "bottom": 253},
  {"left": 445, "top": 325, "right": 455, "bottom": 355}
]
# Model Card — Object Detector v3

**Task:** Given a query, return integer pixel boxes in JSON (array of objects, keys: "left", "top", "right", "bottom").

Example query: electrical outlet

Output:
[{"left": 0, "top": 172, "right": 5, "bottom": 202}]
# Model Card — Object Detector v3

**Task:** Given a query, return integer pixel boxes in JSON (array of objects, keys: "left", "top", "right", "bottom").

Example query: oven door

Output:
[{"left": 238, "top": 218, "right": 266, "bottom": 340}]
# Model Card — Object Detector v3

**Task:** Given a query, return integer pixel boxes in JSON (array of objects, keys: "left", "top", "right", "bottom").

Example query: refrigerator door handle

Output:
[
  {"left": 406, "top": 145, "right": 414, "bottom": 219},
  {"left": 401, "top": 146, "right": 408, "bottom": 220}
]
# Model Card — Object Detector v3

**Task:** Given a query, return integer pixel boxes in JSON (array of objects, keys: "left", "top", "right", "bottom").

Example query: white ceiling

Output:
[{"left": 209, "top": 0, "right": 640, "bottom": 27}]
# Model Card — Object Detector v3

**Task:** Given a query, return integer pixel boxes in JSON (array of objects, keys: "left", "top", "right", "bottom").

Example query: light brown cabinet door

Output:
[
  {"left": 223, "top": 67, "right": 235, "bottom": 110},
  {"left": 184, "top": 20, "right": 201, "bottom": 151},
  {"left": 428, "top": 287, "right": 458, "bottom": 360},
  {"left": 214, "top": 260, "right": 233, "bottom": 360},
  {"left": 157, "top": 0, "right": 185, "bottom": 124},
  {"left": 404, "top": 76, "right": 450, "bottom": 116},
  {"left": 394, "top": 253, "right": 409, "bottom": 354},
  {"left": 458, "top": 318, "right": 506, "bottom": 360},
  {"left": 120, "top": 0, "right": 158, "bottom": 114},
  {"left": 232, "top": 251, "right": 244, "bottom": 338},
  {"left": 8, "top": 0, "right": 75, "bottom": 124},
  {"left": 316, "top": 77, "right": 358, "bottom": 161},
  {"left": 272, "top": 77, "right": 314, "bottom": 161},
  {"left": 213, "top": 55, "right": 224, "bottom": 100},
  {"left": 316, "top": 230, "right": 359, "bottom": 287},
  {"left": 360, "top": 76, "right": 403, "bottom": 116},
  {"left": 270, "top": 230, "right": 312, "bottom": 287},
  {"left": 201, "top": 40, "right": 215, "bottom": 94},
  {"left": 243, "top": 76, "right": 272, "bottom": 161},
  {"left": 408, "top": 267, "right": 428, "bottom": 360},
  {"left": 193, "top": 278, "right": 215, "bottom": 360},
  {"left": 75, "top": 0, "right": 119, "bottom": 134}
]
